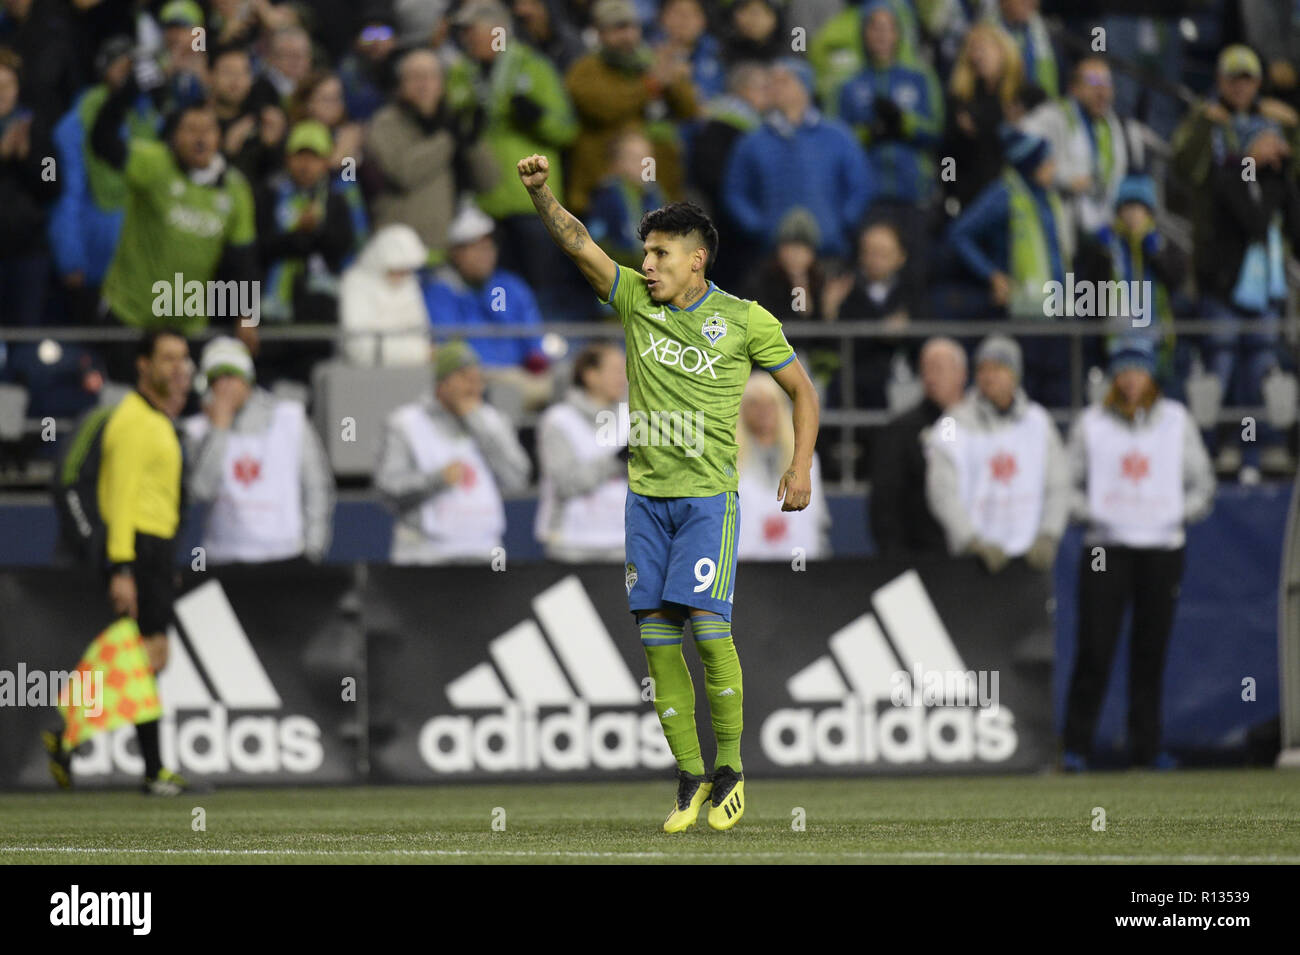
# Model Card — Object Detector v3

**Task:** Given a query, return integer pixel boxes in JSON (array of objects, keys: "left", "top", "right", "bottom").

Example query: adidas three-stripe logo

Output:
[
  {"left": 759, "top": 570, "right": 1018, "bottom": 766},
  {"left": 76, "top": 578, "right": 327, "bottom": 779},
  {"left": 420, "top": 576, "right": 678, "bottom": 773},
  {"left": 158, "top": 580, "right": 282, "bottom": 709},
  {"left": 710, "top": 492, "right": 737, "bottom": 602},
  {"left": 785, "top": 570, "right": 968, "bottom": 703},
  {"left": 445, "top": 576, "right": 641, "bottom": 707}
]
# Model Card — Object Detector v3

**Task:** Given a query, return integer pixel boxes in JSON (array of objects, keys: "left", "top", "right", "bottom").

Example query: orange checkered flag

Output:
[{"left": 58, "top": 617, "right": 162, "bottom": 750}]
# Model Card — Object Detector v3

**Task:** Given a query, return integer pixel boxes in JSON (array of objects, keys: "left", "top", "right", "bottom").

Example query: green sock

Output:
[
  {"left": 639, "top": 617, "right": 705, "bottom": 776},
  {"left": 692, "top": 613, "right": 743, "bottom": 773}
]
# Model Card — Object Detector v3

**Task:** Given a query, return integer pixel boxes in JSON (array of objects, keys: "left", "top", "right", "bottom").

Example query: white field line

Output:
[{"left": 2, "top": 846, "right": 1298, "bottom": 863}]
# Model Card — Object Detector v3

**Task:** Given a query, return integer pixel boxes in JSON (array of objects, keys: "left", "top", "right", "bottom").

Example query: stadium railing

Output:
[{"left": 3, "top": 314, "right": 1296, "bottom": 494}]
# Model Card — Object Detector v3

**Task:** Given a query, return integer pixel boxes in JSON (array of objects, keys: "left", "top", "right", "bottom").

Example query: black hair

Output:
[
  {"left": 572, "top": 341, "right": 619, "bottom": 389},
  {"left": 160, "top": 100, "right": 218, "bottom": 143},
  {"left": 637, "top": 202, "right": 720, "bottom": 274},
  {"left": 0, "top": 45, "right": 20, "bottom": 76},
  {"left": 210, "top": 44, "right": 253, "bottom": 68},
  {"left": 1070, "top": 54, "right": 1109, "bottom": 84},
  {"left": 136, "top": 328, "right": 188, "bottom": 360},
  {"left": 860, "top": 218, "right": 904, "bottom": 250},
  {"left": 94, "top": 36, "right": 133, "bottom": 79}
]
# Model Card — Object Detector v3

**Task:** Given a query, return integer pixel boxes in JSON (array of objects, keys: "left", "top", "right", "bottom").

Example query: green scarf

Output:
[{"left": 1004, "top": 168, "right": 1068, "bottom": 318}]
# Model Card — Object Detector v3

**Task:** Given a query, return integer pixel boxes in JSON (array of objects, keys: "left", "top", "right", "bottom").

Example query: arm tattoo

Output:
[{"left": 530, "top": 186, "right": 589, "bottom": 255}]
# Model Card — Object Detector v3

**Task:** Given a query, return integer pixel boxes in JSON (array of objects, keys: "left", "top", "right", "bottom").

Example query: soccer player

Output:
[{"left": 517, "top": 153, "right": 820, "bottom": 832}]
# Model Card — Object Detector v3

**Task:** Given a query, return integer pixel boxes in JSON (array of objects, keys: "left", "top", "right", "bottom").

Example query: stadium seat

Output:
[
  {"left": 311, "top": 361, "right": 432, "bottom": 478},
  {"left": 0, "top": 384, "right": 28, "bottom": 441},
  {"left": 271, "top": 379, "right": 311, "bottom": 409}
]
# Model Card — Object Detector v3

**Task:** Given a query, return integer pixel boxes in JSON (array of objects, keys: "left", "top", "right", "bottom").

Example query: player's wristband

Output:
[{"left": 110, "top": 562, "right": 134, "bottom": 577}]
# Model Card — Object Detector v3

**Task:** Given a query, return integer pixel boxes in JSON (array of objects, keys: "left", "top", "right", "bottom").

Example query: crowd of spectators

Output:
[{"left": 1, "top": 0, "right": 1299, "bottom": 492}]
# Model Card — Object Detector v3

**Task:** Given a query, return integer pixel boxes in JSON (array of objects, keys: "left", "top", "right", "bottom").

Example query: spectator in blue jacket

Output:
[
  {"left": 0, "top": 45, "right": 59, "bottom": 329},
  {"left": 256, "top": 121, "right": 366, "bottom": 384},
  {"left": 422, "top": 202, "right": 552, "bottom": 410},
  {"left": 1086, "top": 174, "right": 1188, "bottom": 399},
  {"left": 651, "top": 0, "right": 726, "bottom": 102},
  {"left": 948, "top": 126, "right": 1068, "bottom": 309},
  {"left": 338, "top": 13, "right": 399, "bottom": 122},
  {"left": 835, "top": 0, "right": 943, "bottom": 209},
  {"left": 723, "top": 57, "right": 874, "bottom": 262},
  {"left": 948, "top": 125, "right": 1072, "bottom": 405},
  {"left": 47, "top": 37, "right": 160, "bottom": 326},
  {"left": 585, "top": 129, "right": 668, "bottom": 270}
]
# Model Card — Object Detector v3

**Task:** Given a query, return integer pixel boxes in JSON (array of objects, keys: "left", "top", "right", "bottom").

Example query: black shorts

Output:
[{"left": 132, "top": 533, "right": 177, "bottom": 637}]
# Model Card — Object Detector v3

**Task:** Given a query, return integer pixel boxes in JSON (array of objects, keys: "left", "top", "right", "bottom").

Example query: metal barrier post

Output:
[
  {"left": 1070, "top": 329, "right": 1083, "bottom": 413},
  {"left": 839, "top": 336, "right": 855, "bottom": 492}
]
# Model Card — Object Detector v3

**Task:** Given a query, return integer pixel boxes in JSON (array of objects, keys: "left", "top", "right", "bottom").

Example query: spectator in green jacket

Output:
[
  {"left": 809, "top": 0, "right": 921, "bottom": 107},
  {"left": 445, "top": 0, "right": 583, "bottom": 319},
  {"left": 91, "top": 69, "right": 259, "bottom": 377}
]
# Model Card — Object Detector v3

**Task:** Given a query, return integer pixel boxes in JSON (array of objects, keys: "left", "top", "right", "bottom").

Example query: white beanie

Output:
[
  {"left": 199, "top": 335, "right": 254, "bottom": 389},
  {"left": 446, "top": 201, "right": 496, "bottom": 247}
]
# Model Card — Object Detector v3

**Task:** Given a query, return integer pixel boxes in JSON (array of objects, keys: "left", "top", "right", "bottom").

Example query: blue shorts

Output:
[{"left": 624, "top": 490, "right": 739, "bottom": 622}]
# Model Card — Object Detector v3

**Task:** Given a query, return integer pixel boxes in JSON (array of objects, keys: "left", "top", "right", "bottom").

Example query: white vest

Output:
[
  {"left": 947, "top": 405, "right": 1050, "bottom": 556},
  {"left": 185, "top": 401, "right": 305, "bottom": 563},
  {"left": 396, "top": 403, "right": 504, "bottom": 562},
  {"left": 534, "top": 401, "right": 627, "bottom": 557},
  {"left": 736, "top": 453, "right": 826, "bottom": 560},
  {"left": 1082, "top": 399, "right": 1185, "bottom": 549}
]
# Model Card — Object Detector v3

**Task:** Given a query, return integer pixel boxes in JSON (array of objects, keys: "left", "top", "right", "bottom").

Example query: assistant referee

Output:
[{"left": 99, "top": 328, "right": 196, "bottom": 794}]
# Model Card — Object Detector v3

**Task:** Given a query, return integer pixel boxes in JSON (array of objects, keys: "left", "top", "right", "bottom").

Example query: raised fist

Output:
[{"left": 517, "top": 153, "right": 550, "bottom": 190}]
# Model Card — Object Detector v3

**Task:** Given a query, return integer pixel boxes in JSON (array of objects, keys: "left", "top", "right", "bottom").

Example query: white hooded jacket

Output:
[{"left": 339, "top": 224, "right": 432, "bottom": 367}]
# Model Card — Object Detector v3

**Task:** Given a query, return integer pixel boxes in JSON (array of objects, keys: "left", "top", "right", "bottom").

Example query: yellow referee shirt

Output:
[{"left": 97, "top": 390, "right": 182, "bottom": 564}]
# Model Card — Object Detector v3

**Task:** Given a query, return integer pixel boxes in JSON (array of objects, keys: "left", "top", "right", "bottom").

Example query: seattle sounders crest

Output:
[{"left": 701, "top": 313, "right": 727, "bottom": 345}]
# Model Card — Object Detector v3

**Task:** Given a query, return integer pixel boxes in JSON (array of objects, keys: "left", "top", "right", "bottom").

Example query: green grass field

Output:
[{"left": 1, "top": 770, "right": 1297, "bottom": 864}]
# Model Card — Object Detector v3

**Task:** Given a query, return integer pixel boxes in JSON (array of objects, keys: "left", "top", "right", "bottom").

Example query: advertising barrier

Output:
[
  {"left": 1, "top": 558, "right": 1056, "bottom": 787},
  {"left": 364, "top": 560, "right": 1056, "bottom": 781},
  {"left": 1, "top": 564, "right": 360, "bottom": 789}
]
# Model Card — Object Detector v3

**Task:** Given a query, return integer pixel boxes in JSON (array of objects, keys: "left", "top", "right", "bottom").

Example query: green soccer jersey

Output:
[
  {"left": 598, "top": 264, "right": 796, "bottom": 498},
  {"left": 102, "top": 141, "right": 256, "bottom": 334}
]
